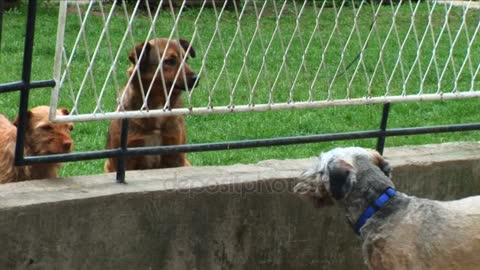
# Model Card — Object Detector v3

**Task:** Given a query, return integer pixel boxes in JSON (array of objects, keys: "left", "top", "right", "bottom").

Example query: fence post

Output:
[
  {"left": 14, "top": 0, "right": 37, "bottom": 166},
  {"left": 376, "top": 103, "right": 391, "bottom": 155},
  {"left": 116, "top": 118, "right": 129, "bottom": 183}
]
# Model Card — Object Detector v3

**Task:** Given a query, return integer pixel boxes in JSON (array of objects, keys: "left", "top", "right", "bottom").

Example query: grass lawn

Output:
[{"left": 1, "top": 1, "right": 479, "bottom": 177}]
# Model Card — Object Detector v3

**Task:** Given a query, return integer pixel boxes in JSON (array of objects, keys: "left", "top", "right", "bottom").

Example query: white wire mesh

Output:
[{"left": 51, "top": 0, "right": 480, "bottom": 122}]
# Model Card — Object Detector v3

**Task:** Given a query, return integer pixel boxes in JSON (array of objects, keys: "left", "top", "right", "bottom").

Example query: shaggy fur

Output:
[
  {"left": 104, "top": 38, "right": 198, "bottom": 172},
  {"left": 0, "top": 106, "right": 74, "bottom": 183},
  {"left": 294, "top": 147, "right": 480, "bottom": 270}
]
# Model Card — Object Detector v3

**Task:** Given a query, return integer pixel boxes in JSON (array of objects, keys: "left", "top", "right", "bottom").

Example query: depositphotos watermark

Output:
[{"left": 159, "top": 174, "right": 295, "bottom": 197}]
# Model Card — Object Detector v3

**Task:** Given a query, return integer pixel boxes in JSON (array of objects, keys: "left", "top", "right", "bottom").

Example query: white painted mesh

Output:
[{"left": 51, "top": 0, "right": 480, "bottom": 122}]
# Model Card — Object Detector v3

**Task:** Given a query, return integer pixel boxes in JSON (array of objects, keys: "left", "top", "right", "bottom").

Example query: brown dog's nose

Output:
[
  {"left": 187, "top": 74, "right": 200, "bottom": 90},
  {"left": 63, "top": 140, "right": 73, "bottom": 152}
]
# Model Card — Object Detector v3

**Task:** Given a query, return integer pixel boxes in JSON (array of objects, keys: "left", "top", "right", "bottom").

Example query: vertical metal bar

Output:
[
  {"left": 376, "top": 103, "right": 391, "bottom": 155},
  {"left": 116, "top": 118, "right": 129, "bottom": 183},
  {"left": 50, "top": 0, "right": 68, "bottom": 121},
  {"left": 14, "top": 0, "right": 37, "bottom": 166}
]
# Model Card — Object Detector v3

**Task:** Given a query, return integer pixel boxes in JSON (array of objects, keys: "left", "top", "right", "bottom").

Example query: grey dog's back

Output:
[
  {"left": 442, "top": 195, "right": 480, "bottom": 213},
  {"left": 363, "top": 194, "right": 480, "bottom": 270}
]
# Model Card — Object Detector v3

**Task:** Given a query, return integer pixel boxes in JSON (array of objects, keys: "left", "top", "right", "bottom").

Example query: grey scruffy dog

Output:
[{"left": 294, "top": 147, "right": 480, "bottom": 270}]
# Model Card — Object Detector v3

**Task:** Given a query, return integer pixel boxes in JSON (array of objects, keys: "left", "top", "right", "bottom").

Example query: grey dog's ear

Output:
[
  {"left": 380, "top": 160, "right": 392, "bottom": 178},
  {"left": 327, "top": 159, "right": 355, "bottom": 200},
  {"left": 294, "top": 161, "right": 334, "bottom": 208},
  {"left": 370, "top": 150, "right": 392, "bottom": 178}
]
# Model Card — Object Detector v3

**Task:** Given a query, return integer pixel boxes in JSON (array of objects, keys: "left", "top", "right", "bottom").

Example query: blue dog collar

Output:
[{"left": 354, "top": 187, "right": 396, "bottom": 235}]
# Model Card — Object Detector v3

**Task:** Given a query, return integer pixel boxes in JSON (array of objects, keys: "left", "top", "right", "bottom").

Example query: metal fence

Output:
[
  {"left": 52, "top": 0, "right": 480, "bottom": 122},
  {"left": 1, "top": 0, "right": 480, "bottom": 182}
]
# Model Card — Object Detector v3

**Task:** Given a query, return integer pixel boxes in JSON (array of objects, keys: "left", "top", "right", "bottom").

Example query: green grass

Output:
[{"left": 1, "top": 1, "right": 479, "bottom": 177}]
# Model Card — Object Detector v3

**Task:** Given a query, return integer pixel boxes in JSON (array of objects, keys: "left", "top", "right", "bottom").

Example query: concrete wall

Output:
[{"left": 0, "top": 142, "right": 479, "bottom": 270}]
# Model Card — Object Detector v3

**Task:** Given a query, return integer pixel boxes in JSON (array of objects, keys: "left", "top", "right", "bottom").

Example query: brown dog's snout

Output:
[
  {"left": 186, "top": 74, "right": 199, "bottom": 90},
  {"left": 63, "top": 138, "right": 73, "bottom": 152},
  {"left": 177, "top": 73, "right": 200, "bottom": 91},
  {"left": 174, "top": 73, "right": 199, "bottom": 91}
]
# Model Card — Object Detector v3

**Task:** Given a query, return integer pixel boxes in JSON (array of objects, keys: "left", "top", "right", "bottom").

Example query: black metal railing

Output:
[{"left": 1, "top": 0, "right": 479, "bottom": 183}]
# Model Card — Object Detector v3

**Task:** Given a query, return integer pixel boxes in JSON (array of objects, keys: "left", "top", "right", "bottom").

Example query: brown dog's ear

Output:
[
  {"left": 59, "top": 108, "right": 70, "bottom": 116},
  {"left": 179, "top": 39, "right": 196, "bottom": 58},
  {"left": 127, "top": 136, "right": 145, "bottom": 148},
  {"left": 128, "top": 41, "right": 151, "bottom": 66},
  {"left": 13, "top": 110, "right": 33, "bottom": 127}
]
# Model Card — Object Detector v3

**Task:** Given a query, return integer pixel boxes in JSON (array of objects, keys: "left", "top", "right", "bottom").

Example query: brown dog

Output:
[
  {"left": 104, "top": 38, "right": 198, "bottom": 172},
  {"left": 0, "top": 106, "right": 74, "bottom": 183}
]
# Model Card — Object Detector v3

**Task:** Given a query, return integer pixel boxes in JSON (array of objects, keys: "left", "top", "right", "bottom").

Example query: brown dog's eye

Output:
[
  {"left": 39, "top": 125, "right": 53, "bottom": 131},
  {"left": 163, "top": 58, "right": 176, "bottom": 66},
  {"left": 68, "top": 125, "right": 74, "bottom": 131}
]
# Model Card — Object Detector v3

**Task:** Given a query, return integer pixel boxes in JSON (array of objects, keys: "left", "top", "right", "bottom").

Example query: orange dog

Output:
[
  {"left": 104, "top": 38, "right": 199, "bottom": 172},
  {"left": 0, "top": 106, "right": 74, "bottom": 183}
]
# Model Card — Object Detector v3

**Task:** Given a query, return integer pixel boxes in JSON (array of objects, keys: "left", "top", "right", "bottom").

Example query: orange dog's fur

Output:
[
  {"left": 104, "top": 38, "right": 198, "bottom": 172},
  {"left": 0, "top": 106, "right": 74, "bottom": 183}
]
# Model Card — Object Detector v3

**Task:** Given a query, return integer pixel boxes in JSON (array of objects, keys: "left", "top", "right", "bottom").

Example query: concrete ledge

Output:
[{"left": 1, "top": 142, "right": 479, "bottom": 269}]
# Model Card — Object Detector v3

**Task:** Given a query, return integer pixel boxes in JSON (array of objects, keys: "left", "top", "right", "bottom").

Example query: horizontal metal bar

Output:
[
  {"left": 20, "top": 130, "right": 378, "bottom": 165},
  {"left": 19, "top": 122, "right": 480, "bottom": 165},
  {"left": 0, "top": 79, "right": 56, "bottom": 93},
  {"left": 52, "top": 92, "right": 480, "bottom": 122},
  {"left": 386, "top": 123, "right": 480, "bottom": 136},
  {"left": 19, "top": 149, "right": 121, "bottom": 165}
]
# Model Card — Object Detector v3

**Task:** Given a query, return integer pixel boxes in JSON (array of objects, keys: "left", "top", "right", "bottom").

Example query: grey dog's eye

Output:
[{"left": 319, "top": 170, "right": 325, "bottom": 176}]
